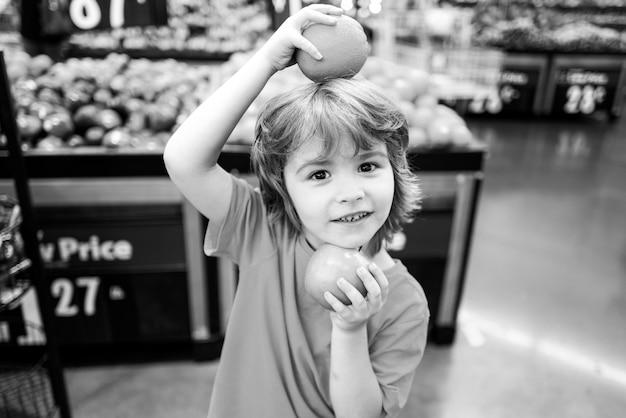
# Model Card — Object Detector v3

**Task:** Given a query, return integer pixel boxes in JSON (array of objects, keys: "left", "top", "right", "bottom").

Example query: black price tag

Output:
[
  {"left": 466, "top": 69, "right": 536, "bottom": 115},
  {"left": 466, "top": 56, "right": 547, "bottom": 116},
  {"left": 68, "top": 0, "right": 168, "bottom": 31},
  {"left": 49, "top": 275, "right": 112, "bottom": 344},
  {"left": 551, "top": 68, "right": 620, "bottom": 116},
  {"left": 47, "top": 271, "right": 190, "bottom": 344},
  {"left": 497, "top": 68, "right": 541, "bottom": 115}
]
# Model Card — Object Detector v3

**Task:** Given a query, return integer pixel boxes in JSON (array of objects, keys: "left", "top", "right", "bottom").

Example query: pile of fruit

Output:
[
  {"left": 1, "top": 48, "right": 478, "bottom": 152},
  {"left": 360, "top": 57, "right": 477, "bottom": 149},
  {"left": 222, "top": 52, "right": 479, "bottom": 150},
  {"left": 471, "top": 0, "right": 626, "bottom": 52},
  {"left": 2, "top": 50, "right": 214, "bottom": 150}
]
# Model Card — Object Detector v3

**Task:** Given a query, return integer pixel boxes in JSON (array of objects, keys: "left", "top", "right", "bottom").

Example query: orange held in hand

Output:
[
  {"left": 304, "top": 243, "right": 369, "bottom": 310},
  {"left": 296, "top": 15, "right": 370, "bottom": 82}
]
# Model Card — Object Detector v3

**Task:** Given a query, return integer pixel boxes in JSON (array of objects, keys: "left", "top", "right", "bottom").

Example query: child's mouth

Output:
[{"left": 333, "top": 212, "right": 370, "bottom": 223}]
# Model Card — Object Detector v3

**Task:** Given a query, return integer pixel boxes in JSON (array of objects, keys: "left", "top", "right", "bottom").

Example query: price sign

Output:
[
  {"left": 49, "top": 275, "right": 111, "bottom": 343},
  {"left": 550, "top": 67, "right": 621, "bottom": 116},
  {"left": 0, "top": 270, "right": 190, "bottom": 346},
  {"left": 37, "top": 205, "right": 185, "bottom": 270},
  {"left": 47, "top": 272, "right": 190, "bottom": 344},
  {"left": 496, "top": 67, "right": 542, "bottom": 115},
  {"left": 67, "top": 0, "right": 167, "bottom": 31},
  {"left": 465, "top": 54, "right": 548, "bottom": 116}
]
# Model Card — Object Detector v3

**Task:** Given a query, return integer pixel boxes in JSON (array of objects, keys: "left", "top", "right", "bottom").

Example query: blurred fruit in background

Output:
[
  {"left": 17, "top": 113, "right": 43, "bottom": 139},
  {"left": 472, "top": 0, "right": 626, "bottom": 53},
  {"left": 2, "top": 46, "right": 480, "bottom": 152},
  {"left": 43, "top": 112, "right": 74, "bottom": 139},
  {"left": 2, "top": 50, "right": 214, "bottom": 151},
  {"left": 221, "top": 54, "right": 480, "bottom": 151}
]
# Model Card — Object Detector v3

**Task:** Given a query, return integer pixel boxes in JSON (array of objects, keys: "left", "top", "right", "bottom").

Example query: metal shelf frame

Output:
[{"left": 0, "top": 50, "right": 72, "bottom": 417}]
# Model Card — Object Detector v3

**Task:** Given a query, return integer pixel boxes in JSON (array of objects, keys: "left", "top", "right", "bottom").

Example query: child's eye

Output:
[
  {"left": 359, "top": 162, "right": 377, "bottom": 173},
  {"left": 310, "top": 170, "right": 329, "bottom": 180}
]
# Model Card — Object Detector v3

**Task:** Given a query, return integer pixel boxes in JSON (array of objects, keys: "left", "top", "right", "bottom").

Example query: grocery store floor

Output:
[{"left": 64, "top": 111, "right": 626, "bottom": 418}]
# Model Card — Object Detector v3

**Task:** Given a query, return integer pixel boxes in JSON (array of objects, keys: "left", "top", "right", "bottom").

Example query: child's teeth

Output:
[{"left": 339, "top": 213, "right": 365, "bottom": 222}]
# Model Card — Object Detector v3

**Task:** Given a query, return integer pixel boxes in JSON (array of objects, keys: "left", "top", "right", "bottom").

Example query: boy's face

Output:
[{"left": 284, "top": 135, "right": 394, "bottom": 251}]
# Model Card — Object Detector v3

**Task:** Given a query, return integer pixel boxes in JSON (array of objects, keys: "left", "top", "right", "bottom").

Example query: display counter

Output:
[
  {"left": 0, "top": 143, "right": 485, "bottom": 355},
  {"left": 0, "top": 36, "right": 489, "bottom": 362}
]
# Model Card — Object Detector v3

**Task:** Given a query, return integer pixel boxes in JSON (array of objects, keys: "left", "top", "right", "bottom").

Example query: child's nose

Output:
[{"left": 336, "top": 178, "right": 365, "bottom": 203}]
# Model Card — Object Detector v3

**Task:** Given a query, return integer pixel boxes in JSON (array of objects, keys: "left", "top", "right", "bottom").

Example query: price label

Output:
[
  {"left": 51, "top": 276, "right": 101, "bottom": 318},
  {"left": 562, "top": 85, "right": 606, "bottom": 114},
  {"left": 465, "top": 67, "right": 543, "bottom": 115},
  {"left": 68, "top": 0, "right": 167, "bottom": 31},
  {"left": 37, "top": 208, "right": 186, "bottom": 270},
  {"left": 48, "top": 275, "right": 111, "bottom": 343},
  {"left": 497, "top": 68, "right": 541, "bottom": 115},
  {"left": 551, "top": 68, "right": 620, "bottom": 116},
  {"left": 47, "top": 271, "right": 189, "bottom": 344}
]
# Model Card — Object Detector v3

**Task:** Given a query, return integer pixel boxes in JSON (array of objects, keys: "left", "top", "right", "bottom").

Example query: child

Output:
[{"left": 164, "top": 5, "right": 429, "bottom": 418}]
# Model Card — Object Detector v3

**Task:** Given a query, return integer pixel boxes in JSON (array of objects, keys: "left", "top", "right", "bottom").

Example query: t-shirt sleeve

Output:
[
  {"left": 369, "top": 275, "right": 430, "bottom": 418},
  {"left": 203, "top": 175, "right": 275, "bottom": 265}
]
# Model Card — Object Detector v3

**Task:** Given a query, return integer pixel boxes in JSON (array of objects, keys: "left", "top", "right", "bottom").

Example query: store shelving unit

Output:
[
  {"left": 0, "top": 142, "right": 486, "bottom": 346},
  {"left": 0, "top": 49, "right": 71, "bottom": 417},
  {"left": 0, "top": 1, "right": 488, "bottom": 352}
]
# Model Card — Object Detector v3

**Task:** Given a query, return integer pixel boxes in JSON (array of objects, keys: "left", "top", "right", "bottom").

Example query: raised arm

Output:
[{"left": 163, "top": 5, "right": 343, "bottom": 223}]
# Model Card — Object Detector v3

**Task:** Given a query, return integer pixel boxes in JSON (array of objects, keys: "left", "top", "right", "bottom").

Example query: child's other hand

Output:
[
  {"left": 324, "top": 263, "right": 389, "bottom": 332},
  {"left": 258, "top": 4, "right": 343, "bottom": 73}
]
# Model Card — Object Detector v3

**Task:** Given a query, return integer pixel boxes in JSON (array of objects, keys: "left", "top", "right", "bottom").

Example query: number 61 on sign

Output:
[{"left": 68, "top": 0, "right": 167, "bottom": 31}]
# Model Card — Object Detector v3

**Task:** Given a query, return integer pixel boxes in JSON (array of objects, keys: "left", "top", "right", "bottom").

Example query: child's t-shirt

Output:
[{"left": 204, "top": 175, "right": 430, "bottom": 418}]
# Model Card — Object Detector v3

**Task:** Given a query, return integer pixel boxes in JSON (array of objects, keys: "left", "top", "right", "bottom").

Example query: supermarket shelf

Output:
[
  {"left": 67, "top": 46, "right": 232, "bottom": 62},
  {"left": 0, "top": 144, "right": 486, "bottom": 179},
  {"left": 0, "top": 143, "right": 485, "bottom": 348}
]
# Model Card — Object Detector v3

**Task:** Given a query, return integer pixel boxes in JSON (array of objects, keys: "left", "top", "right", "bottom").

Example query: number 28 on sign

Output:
[
  {"left": 558, "top": 70, "right": 608, "bottom": 115},
  {"left": 564, "top": 84, "right": 606, "bottom": 114}
]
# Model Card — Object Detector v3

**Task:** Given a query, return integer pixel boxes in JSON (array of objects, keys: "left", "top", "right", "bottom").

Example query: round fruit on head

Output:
[
  {"left": 296, "top": 15, "right": 370, "bottom": 82},
  {"left": 304, "top": 243, "right": 369, "bottom": 310}
]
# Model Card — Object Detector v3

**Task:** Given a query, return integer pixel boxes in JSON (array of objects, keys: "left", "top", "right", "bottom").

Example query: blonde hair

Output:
[{"left": 251, "top": 77, "right": 421, "bottom": 253}]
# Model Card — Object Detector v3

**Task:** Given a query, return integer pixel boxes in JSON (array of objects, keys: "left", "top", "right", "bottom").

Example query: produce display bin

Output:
[
  {"left": 1, "top": 28, "right": 487, "bottom": 353},
  {"left": 0, "top": 144, "right": 485, "bottom": 348}
]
